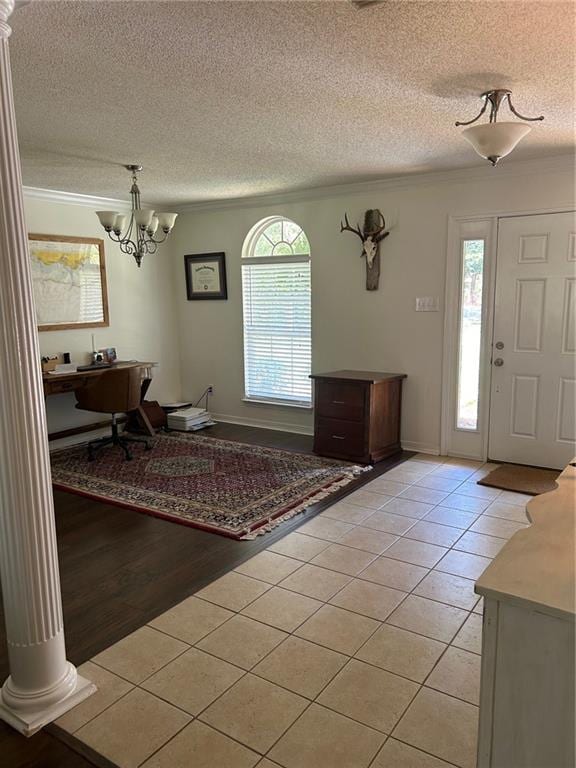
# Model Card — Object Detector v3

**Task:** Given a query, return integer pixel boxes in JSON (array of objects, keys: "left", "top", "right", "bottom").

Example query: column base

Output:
[{"left": 0, "top": 672, "right": 96, "bottom": 737}]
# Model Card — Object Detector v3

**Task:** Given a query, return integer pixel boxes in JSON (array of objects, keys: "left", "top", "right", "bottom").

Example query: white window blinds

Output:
[{"left": 242, "top": 218, "right": 312, "bottom": 406}]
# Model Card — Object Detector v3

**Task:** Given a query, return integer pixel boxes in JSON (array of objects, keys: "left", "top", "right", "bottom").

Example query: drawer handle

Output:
[
  {"left": 332, "top": 400, "right": 345, "bottom": 404},
  {"left": 331, "top": 435, "right": 345, "bottom": 440}
]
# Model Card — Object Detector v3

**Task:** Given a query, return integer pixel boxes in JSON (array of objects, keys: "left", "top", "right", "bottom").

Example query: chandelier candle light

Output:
[
  {"left": 456, "top": 89, "right": 544, "bottom": 166},
  {"left": 96, "top": 165, "right": 178, "bottom": 267}
]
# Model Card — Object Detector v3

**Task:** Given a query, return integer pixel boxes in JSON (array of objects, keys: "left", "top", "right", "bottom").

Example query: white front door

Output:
[{"left": 488, "top": 211, "right": 576, "bottom": 469}]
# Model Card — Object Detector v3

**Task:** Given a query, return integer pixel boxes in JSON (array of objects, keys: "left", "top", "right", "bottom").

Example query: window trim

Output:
[
  {"left": 241, "top": 216, "right": 312, "bottom": 409},
  {"left": 242, "top": 397, "right": 313, "bottom": 410},
  {"left": 242, "top": 254, "right": 310, "bottom": 266},
  {"left": 441, "top": 217, "right": 496, "bottom": 460},
  {"left": 454, "top": 236, "right": 486, "bottom": 434}
]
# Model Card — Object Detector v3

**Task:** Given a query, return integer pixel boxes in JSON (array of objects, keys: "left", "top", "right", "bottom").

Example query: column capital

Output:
[
  {"left": 0, "top": 0, "right": 14, "bottom": 38},
  {"left": 0, "top": 0, "right": 14, "bottom": 20}
]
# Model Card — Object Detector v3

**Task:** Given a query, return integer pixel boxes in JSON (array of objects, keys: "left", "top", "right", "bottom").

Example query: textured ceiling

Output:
[{"left": 9, "top": 0, "right": 576, "bottom": 205}]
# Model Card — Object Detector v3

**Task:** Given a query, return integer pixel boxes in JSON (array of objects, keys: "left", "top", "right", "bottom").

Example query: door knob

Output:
[
  {"left": 494, "top": 358, "right": 504, "bottom": 367},
  {"left": 495, "top": 341, "right": 504, "bottom": 350}
]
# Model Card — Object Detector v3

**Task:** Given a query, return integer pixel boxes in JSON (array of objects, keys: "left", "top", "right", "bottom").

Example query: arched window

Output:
[{"left": 242, "top": 216, "right": 312, "bottom": 406}]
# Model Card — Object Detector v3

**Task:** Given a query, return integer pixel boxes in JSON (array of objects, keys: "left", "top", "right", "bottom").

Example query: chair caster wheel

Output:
[{"left": 145, "top": 443, "right": 153, "bottom": 451}]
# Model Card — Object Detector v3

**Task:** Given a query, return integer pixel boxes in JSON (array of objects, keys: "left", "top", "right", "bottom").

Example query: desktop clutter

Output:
[{"left": 41, "top": 342, "right": 118, "bottom": 375}]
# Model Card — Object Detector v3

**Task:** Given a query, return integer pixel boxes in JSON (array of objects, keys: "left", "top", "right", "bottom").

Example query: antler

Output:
[
  {"left": 340, "top": 213, "right": 364, "bottom": 241},
  {"left": 368, "top": 210, "right": 388, "bottom": 242}
]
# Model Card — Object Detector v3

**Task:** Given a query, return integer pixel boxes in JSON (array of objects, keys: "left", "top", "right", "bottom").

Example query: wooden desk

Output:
[
  {"left": 43, "top": 361, "right": 157, "bottom": 438},
  {"left": 42, "top": 361, "right": 156, "bottom": 397}
]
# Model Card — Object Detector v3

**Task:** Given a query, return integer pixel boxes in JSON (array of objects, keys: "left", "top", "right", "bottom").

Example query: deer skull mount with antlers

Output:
[{"left": 340, "top": 209, "right": 389, "bottom": 290}]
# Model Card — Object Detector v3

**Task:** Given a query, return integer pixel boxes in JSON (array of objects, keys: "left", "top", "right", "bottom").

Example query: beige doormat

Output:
[{"left": 478, "top": 464, "right": 560, "bottom": 496}]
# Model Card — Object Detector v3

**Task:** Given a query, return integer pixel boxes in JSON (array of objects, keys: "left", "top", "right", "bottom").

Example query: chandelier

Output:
[
  {"left": 96, "top": 165, "right": 178, "bottom": 267},
  {"left": 455, "top": 89, "right": 544, "bottom": 166}
]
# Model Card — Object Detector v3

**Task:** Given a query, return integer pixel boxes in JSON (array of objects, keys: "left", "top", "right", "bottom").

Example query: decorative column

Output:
[{"left": 0, "top": 0, "right": 95, "bottom": 736}]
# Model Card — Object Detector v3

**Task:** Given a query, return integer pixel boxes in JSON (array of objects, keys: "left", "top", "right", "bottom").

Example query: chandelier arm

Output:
[
  {"left": 118, "top": 238, "right": 137, "bottom": 257},
  {"left": 148, "top": 231, "right": 168, "bottom": 245},
  {"left": 455, "top": 96, "right": 489, "bottom": 127},
  {"left": 506, "top": 94, "right": 545, "bottom": 122},
  {"left": 143, "top": 239, "right": 158, "bottom": 256}
]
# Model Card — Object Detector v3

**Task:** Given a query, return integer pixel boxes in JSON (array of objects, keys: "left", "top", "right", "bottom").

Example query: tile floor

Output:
[{"left": 57, "top": 455, "right": 531, "bottom": 768}]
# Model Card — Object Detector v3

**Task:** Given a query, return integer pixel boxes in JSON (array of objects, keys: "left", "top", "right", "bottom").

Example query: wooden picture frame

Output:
[
  {"left": 184, "top": 252, "right": 228, "bottom": 300},
  {"left": 29, "top": 233, "right": 109, "bottom": 332}
]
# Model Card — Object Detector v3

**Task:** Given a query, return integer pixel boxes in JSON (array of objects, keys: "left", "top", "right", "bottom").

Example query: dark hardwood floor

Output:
[{"left": 0, "top": 423, "right": 411, "bottom": 767}]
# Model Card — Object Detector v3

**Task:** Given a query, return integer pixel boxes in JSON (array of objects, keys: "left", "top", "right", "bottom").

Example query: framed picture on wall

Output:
[
  {"left": 28, "top": 233, "right": 109, "bottom": 332},
  {"left": 184, "top": 252, "right": 228, "bottom": 300}
]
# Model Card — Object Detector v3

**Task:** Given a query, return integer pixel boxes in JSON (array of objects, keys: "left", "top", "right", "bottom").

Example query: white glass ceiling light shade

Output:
[
  {"left": 455, "top": 89, "right": 544, "bottom": 166},
  {"left": 95, "top": 165, "right": 178, "bottom": 268},
  {"left": 462, "top": 122, "right": 532, "bottom": 166},
  {"left": 134, "top": 209, "right": 154, "bottom": 228},
  {"left": 113, "top": 214, "right": 127, "bottom": 233},
  {"left": 147, "top": 216, "right": 159, "bottom": 236},
  {"left": 96, "top": 211, "right": 118, "bottom": 229},
  {"left": 156, "top": 212, "right": 178, "bottom": 231}
]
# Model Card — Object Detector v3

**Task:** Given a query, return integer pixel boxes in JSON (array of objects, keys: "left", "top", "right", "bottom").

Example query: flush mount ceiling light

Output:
[
  {"left": 455, "top": 89, "right": 544, "bottom": 166},
  {"left": 96, "top": 165, "right": 178, "bottom": 268}
]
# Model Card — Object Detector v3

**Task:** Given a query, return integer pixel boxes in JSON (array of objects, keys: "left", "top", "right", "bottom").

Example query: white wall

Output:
[
  {"left": 171, "top": 157, "right": 575, "bottom": 453},
  {"left": 24, "top": 195, "right": 182, "bottom": 433}
]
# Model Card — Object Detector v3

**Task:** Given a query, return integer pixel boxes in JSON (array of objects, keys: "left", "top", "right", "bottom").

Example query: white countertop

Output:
[{"left": 475, "top": 462, "right": 576, "bottom": 621}]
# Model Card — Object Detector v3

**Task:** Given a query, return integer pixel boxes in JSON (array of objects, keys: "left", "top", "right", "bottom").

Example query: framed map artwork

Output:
[{"left": 29, "top": 234, "right": 109, "bottom": 332}]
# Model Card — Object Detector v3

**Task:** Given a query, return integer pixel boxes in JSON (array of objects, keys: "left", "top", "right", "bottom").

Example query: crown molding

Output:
[
  {"left": 22, "top": 186, "right": 134, "bottom": 211},
  {"left": 173, "top": 154, "right": 574, "bottom": 215},
  {"left": 22, "top": 153, "right": 574, "bottom": 215}
]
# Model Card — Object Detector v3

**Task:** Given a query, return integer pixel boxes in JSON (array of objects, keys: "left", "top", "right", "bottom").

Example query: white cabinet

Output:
[{"left": 475, "top": 463, "right": 576, "bottom": 768}]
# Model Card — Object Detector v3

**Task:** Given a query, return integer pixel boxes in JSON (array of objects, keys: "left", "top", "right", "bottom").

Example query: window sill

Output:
[{"left": 242, "top": 397, "right": 313, "bottom": 411}]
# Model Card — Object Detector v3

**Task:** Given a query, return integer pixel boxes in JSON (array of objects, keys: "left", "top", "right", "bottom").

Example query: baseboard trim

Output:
[
  {"left": 212, "top": 412, "right": 314, "bottom": 436},
  {"left": 446, "top": 450, "right": 485, "bottom": 462},
  {"left": 211, "top": 421, "right": 439, "bottom": 448},
  {"left": 48, "top": 420, "right": 442, "bottom": 455},
  {"left": 401, "top": 441, "right": 441, "bottom": 456},
  {"left": 48, "top": 418, "right": 124, "bottom": 442}
]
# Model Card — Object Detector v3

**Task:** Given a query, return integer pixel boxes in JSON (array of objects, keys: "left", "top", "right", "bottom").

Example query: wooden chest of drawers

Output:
[{"left": 310, "top": 370, "right": 406, "bottom": 464}]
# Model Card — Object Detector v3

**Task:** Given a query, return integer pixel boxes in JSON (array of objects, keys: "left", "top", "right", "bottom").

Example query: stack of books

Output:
[{"left": 167, "top": 407, "right": 215, "bottom": 432}]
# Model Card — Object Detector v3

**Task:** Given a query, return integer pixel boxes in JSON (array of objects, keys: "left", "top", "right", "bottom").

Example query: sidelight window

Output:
[{"left": 456, "top": 238, "right": 485, "bottom": 430}]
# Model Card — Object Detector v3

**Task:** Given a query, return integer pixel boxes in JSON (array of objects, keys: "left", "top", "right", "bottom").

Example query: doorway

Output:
[
  {"left": 488, "top": 211, "right": 575, "bottom": 469},
  {"left": 442, "top": 210, "right": 576, "bottom": 470}
]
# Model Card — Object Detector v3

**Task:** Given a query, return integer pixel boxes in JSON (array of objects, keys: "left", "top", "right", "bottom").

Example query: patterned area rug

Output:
[{"left": 51, "top": 432, "right": 367, "bottom": 539}]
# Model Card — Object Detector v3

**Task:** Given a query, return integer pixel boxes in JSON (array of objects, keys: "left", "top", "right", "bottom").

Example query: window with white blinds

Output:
[{"left": 242, "top": 217, "right": 312, "bottom": 406}]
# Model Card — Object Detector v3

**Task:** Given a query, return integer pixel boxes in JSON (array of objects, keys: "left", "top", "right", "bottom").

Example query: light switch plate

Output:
[{"left": 415, "top": 296, "right": 440, "bottom": 312}]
